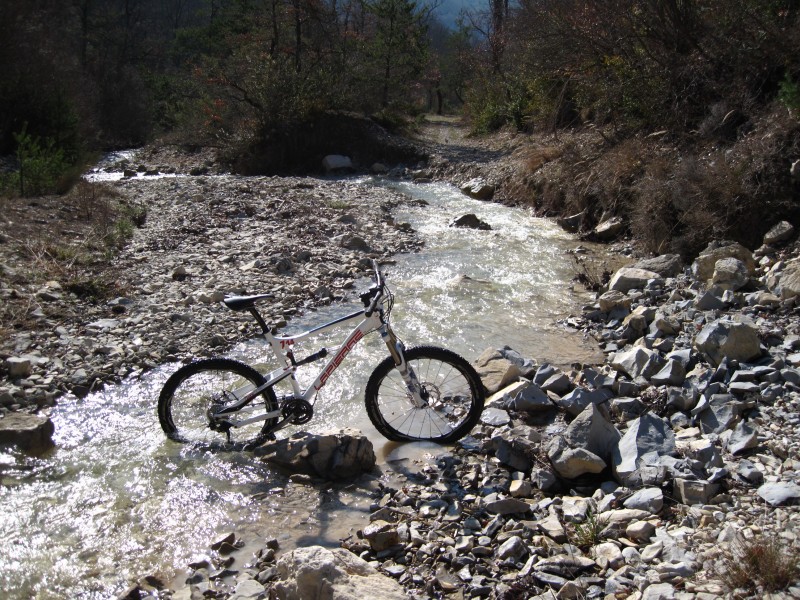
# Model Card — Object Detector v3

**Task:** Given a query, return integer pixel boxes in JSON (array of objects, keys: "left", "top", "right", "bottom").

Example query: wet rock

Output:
[
  {"left": 460, "top": 178, "right": 495, "bottom": 200},
  {"left": 255, "top": 429, "right": 375, "bottom": 480},
  {"left": 450, "top": 213, "right": 492, "bottom": 230},
  {"left": 0, "top": 413, "right": 55, "bottom": 452}
]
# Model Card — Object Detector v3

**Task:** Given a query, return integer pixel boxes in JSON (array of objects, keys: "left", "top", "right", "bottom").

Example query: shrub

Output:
[
  {"left": 779, "top": 73, "right": 800, "bottom": 113},
  {"left": 719, "top": 535, "right": 800, "bottom": 593},
  {"left": 12, "top": 125, "right": 70, "bottom": 196}
]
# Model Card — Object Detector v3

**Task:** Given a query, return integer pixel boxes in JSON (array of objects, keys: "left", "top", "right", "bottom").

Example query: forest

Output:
[{"left": 1, "top": 0, "right": 799, "bottom": 253}]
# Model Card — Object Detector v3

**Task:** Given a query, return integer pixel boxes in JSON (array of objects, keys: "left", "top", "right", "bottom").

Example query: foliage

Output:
[
  {"left": 8, "top": 126, "right": 70, "bottom": 197},
  {"left": 779, "top": 73, "right": 800, "bottom": 112},
  {"left": 719, "top": 535, "right": 800, "bottom": 593},
  {"left": 571, "top": 511, "right": 608, "bottom": 550}
]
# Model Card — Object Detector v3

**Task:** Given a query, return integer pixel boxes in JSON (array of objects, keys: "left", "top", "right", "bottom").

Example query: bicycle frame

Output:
[{"left": 217, "top": 286, "right": 426, "bottom": 432}]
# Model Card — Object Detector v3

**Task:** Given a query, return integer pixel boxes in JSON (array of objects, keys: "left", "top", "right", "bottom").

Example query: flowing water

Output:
[{"left": 0, "top": 179, "right": 608, "bottom": 599}]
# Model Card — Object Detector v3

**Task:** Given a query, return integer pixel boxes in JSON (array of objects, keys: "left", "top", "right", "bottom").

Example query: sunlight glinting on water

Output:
[{"left": 0, "top": 178, "right": 606, "bottom": 599}]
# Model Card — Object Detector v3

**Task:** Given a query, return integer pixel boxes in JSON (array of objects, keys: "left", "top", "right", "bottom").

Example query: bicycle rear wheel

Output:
[
  {"left": 365, "top": 346, "right": 485, "bottom": 443},
  {"left": 158, "top": 358, "right": 278, "bottom": 449}
]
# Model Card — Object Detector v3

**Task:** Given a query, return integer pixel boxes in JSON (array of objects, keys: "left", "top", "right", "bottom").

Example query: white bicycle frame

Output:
[{"left": 218, "top": 267, "right": 426, "bottom": 432}]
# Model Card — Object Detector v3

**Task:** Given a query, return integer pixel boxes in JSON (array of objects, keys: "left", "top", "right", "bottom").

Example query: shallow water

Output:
[{"left": 0, "top": 179, "right": 608, "bottom": 598}]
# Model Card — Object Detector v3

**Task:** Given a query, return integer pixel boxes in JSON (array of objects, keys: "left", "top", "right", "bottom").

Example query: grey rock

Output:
[
  {"left": 711, "top": 257, "right": 750, "bottom": 291},
  {"left": 562, "top": 403, "right": 621, "bottom": 461},
  {"left": 555, "top": 387, "right": 613, "bottom": 417},
  {"left": 480, "top": 407, "right": 511, "bottom": 427},
  {"left": 460, "top": 178, "right": 495, "bottom": 200},
  {"left": 322, "top": 154, "right": 353, "bottom": 173},
  {"left": 757, "top": 482, "right": 800, "bottom": 506},
  {"left": 674, "top": 479, "right": 718, "bottom": 505},
  {"left": 450, "top": 213, "right": 492, "bottom": 231},
  {"left": 623, "top": 488, "right": 664, "bottom": 513},
  {"left": 727, "top": 421, "right": 758, "bottom": 454},
  {"left": 548, "top": 436, "right": 607, "bottom": 479},
  {"left": 612, "top": 413, "right": 676, "bottom": 485},
  {"left": 511, "top": 382, "right": 553, "bottom": 412},
  {"left": 763, "top": 220, "right": 794, "bottom": 245},
  {"left": 485, "top": 497, "right": 531, "bottom": 515},
  {"left": 632, "top": 254, "right": 683, "bottom": 278},
  {"left": 0, "top": 412, "right": 55, "bottom": 453},
  {"left": 255, "top": 429, "right": 375, "bottom": 480},
  {"left": 692, "top": 241, "right": 755, "bottom": 281},
  {"left": 608, "top": 267, "right": 663, "bottom": 293},
  {"left": 473, "top": 347, "right": 523, "bottom": 394},
  {"left": 593, "top": 216, "right": 626, "bottom": 241},
  {"left": 649, "top": 359, "right": 686, "bottom": 386},
  {"left": 695, "top": 319, "right": 761, "bottom": 366},
  {"left": 496, "top": 535, "right": 527, "bottom": 561}
]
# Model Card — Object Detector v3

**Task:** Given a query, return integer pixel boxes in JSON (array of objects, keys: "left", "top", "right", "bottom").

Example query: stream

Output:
[{"left": 0, "top": 178, "right": 609, "bottom": 599}]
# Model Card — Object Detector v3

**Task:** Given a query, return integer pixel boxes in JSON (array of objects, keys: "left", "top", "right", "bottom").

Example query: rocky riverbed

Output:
[
  {"left": 135, "top": 231, "right": 800, "bottom": 600},
  {"left": 3, "top": 124, "right": 800, "bottom": 599}
]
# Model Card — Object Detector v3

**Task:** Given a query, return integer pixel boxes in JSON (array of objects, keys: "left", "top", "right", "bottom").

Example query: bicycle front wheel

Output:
[
  {"left": 158, "top": 358, "right": 278, "bottom": 449},
  {"left": 365, "top": 346, "right": 485, "bottom": 443}
]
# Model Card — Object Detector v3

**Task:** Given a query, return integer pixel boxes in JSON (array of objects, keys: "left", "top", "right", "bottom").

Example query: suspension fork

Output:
[{"left": 379, "top": 323, "right": 428, "bottom": 408}]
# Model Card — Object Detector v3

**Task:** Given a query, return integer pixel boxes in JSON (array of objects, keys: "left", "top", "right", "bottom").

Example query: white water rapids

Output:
[{"left": 0, "top": 178, "right": 609, "bottom": 598}]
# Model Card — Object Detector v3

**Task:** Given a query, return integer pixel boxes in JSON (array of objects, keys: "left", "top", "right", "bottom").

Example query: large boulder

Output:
[
  {"left": 593, "top": 217, "right": 626, "bottom": 241},
  {"left": 460, "top": 178, "right": 495, "bottom": 200},
  {"left": 0, "top": 413, "right": 55, "bottom": 453},
  {"left": 271, "top": 546, "right": 409, "bottom": 600},
  {"left": 631, "top": 254, "right": 683, "bottom": 278},
  {"left": 450, "top": 214, "right": 492, "bottom": 231},
  {"left": 611, "top": 413, "right": 675, "bottom": 485},
  {"left": 562, "top": 403, "right": 621, "bottom": 462},
  {"left": 322, "top": 154, "right": 353, "bottom": 173},
  {"left": 608, "top": 267, "right": 662, "bottom": 293},
  {"left": 473, "top": 347, "right": 525, "bottom": 394},
  {"left": 692, "top": 241, "right": 755, "bottom": 282},
  {"left": 255, "top": 429, "right": 375, "bottom": 480},
  {"left": 776, "top": 259, "right": 800, "bottom": 300},
  {"left": 547, "top": 436, "right": 607, "bottom": 479},
  {"left": 763, "top": 221, "right": 795, "bottom": 246},
  {"left": 694, "top": 319, "right": 761, "bottom": 366},
  {"left": 711, "top": 257, "right": 750, "bottom": 291},
  {"left": 610, "top": 347, "right": 663, "bottom": 380}
]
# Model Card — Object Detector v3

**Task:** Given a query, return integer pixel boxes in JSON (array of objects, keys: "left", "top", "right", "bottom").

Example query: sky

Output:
[{"left": 430, "top": 0, "right": 486, "bottom": 28}]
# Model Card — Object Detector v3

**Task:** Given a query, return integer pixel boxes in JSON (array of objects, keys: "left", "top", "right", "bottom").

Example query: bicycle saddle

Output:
[{"left": 223, "top": 294, "right": 273, "bottom": 311}]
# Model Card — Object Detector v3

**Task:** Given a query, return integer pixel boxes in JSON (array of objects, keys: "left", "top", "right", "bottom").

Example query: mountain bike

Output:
[{"left": 157, "top": 260, "right": 486, "bottom": 449}]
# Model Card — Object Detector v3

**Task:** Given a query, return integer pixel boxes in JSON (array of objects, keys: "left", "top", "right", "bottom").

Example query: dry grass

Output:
[
  {"left": 719, "top": 535, "right": 800, "bottom": 594},
  {"left": 521, "top": 146, "right": 563, "bottom": 173}
]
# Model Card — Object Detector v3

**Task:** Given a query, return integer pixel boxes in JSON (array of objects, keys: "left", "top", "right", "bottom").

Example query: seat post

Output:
[{"left": 248, "top": 306, "right": 272, "bottom": 335}]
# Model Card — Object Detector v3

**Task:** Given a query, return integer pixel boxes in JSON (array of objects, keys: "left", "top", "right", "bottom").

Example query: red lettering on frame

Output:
[{"left": 314, "top": 330, "right": 364, "bottom": 391}]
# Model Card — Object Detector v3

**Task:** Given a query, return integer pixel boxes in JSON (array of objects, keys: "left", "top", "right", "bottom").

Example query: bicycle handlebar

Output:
[{"left": 365, "top": 260, "right": 385, "bottom": 317}]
